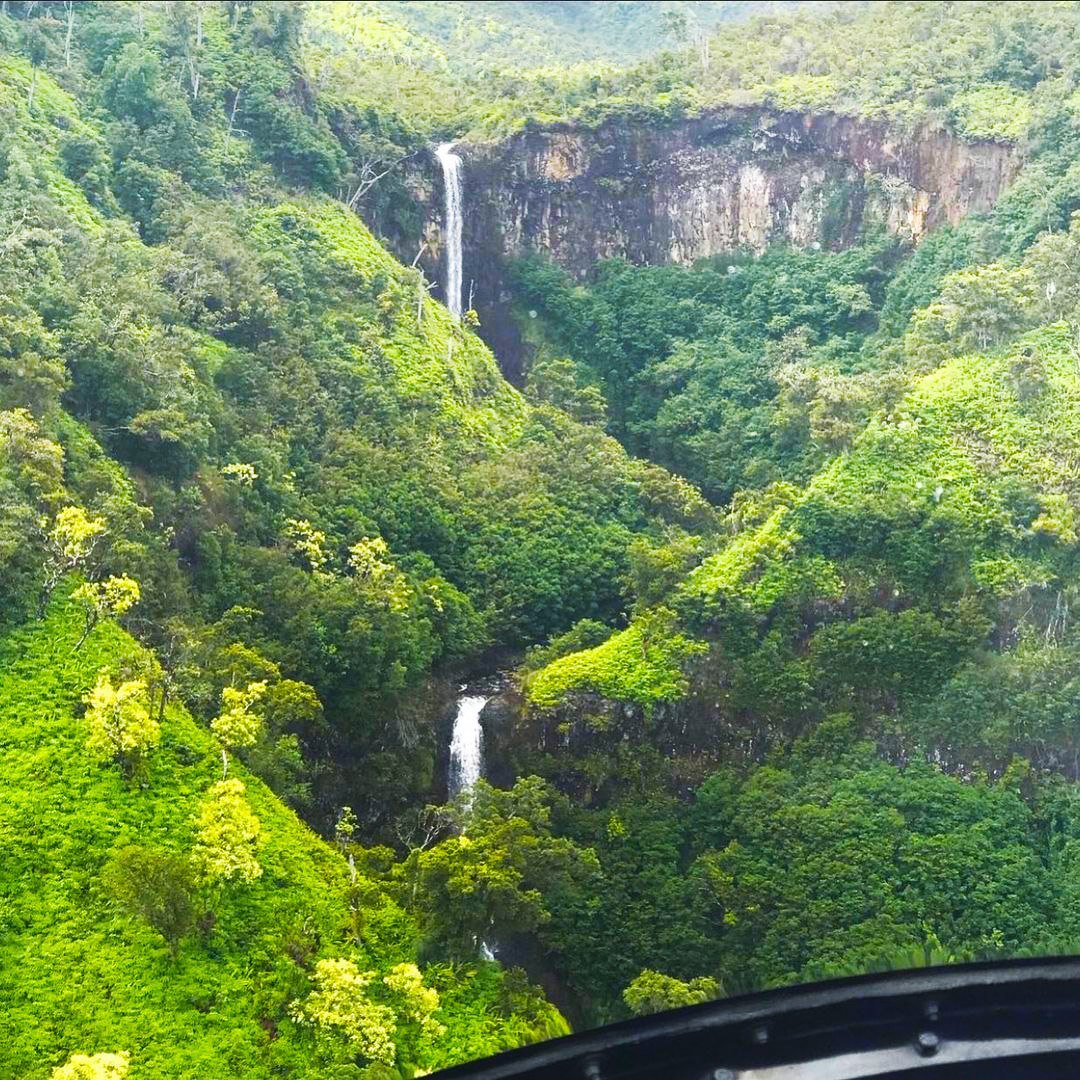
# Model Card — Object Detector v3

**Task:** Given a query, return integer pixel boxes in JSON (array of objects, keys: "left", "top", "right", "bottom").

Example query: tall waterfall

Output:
[
  {"left": 448, "top": 691, "right": 489, "bottom": 798},
  {"left": 435, "top": 142, "right": 464, "bottom": 319}
]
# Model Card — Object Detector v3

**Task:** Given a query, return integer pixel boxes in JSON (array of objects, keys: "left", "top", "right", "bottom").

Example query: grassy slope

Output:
[{"left": 0, "top": 596, "right": 553, "bottom": 1078}]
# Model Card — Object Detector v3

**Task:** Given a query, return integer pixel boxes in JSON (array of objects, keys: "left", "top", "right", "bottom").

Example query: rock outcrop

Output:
[{"left": 401, "top": 106, "right": 1018, "bottom": 376}]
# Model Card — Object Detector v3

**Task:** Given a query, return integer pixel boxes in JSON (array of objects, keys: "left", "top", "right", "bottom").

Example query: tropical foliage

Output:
[{"left": 9, "top": 0, "right": 1080, "bottom": 1072}]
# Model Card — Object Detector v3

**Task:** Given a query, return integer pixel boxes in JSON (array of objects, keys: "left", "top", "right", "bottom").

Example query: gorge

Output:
[{"left": 11, "top": 2, "right": 1080, "bottom": 1074}]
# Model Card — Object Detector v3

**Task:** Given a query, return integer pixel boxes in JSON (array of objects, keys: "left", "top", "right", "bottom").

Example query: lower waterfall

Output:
[{"left": 447, "top": 690, "right": 489, "bottom": 799}]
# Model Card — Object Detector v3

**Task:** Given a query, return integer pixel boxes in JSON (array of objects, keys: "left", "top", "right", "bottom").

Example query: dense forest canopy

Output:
[{"left": 6, "top": 0, "right": 1080, "bottom": 1076}]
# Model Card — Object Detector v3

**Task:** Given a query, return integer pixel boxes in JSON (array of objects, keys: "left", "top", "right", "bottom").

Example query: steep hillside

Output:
[
  {"left": 0, "top": 594, "right": 564, "bottom": 1077},
  {"left": 0, "top": 1, "right": 715, "bottom": 837},
  {"left": 0, "top": 4, "right": 718, "bottom": 1063},
  {"left": 504, "top": 226, "right": 1080, "bottom": 1022},
  {"left": 524, "top": 239, "right": 1080, "bottom": 777}
]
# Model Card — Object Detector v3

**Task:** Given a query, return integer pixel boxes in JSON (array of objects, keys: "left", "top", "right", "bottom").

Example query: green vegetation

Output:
[
  {"left": 307, "top": 2, "right": 1080, "bottom": 141},
  {"left": 513, "top": 238, "right": 904, "bottom": 502},
  {"left": 10, "top": 0, "right": 1080, "bottom": 1071},
  {"left": 496, "top": 1, "right": 1080, "bottom": 138},
  {"left": 0, "top": 1, "right": 719, "bottom": 1069},
  {"left": 503, "top": 0, "right": 1080, "bottom": 1026},
  {"left": 304, "top": 1, "right": 799, "bottom": 137},
  {"left": 526, "top": 607, "right": 706, "bottom": 710},
  {"left": 0, "top": 596, "right": 561, "bottom": 1077},
  {"left": 0, "top": 0, "right": 711, "bottom": 839}
]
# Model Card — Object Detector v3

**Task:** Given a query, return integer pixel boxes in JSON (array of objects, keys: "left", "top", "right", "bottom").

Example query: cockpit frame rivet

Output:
[{"left": 915, "top": 1031, "right": 940, "bottom": 1057}]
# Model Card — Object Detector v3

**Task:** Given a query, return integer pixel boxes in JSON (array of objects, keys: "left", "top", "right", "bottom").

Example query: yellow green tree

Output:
[
  {"left": 289, "top": 957, "right": 444, "bottom": 1069},
  {"left": 83, "top": 672, "right": 160, "bottom": 780},
  {"left": 40, "top": 506, "right": 106, "bottom": 616},
  {"left": 51, "top": 1051, "right": 129, "bottom": 1079},
  {"left": 72, "top": 575, "right": 140, "bottom": 651},
  {"left": 210, "top": 680, "right": 267, "bottom": 778},
  {"left": 622, "top": 970, "right": 721, "bottom": 1016},
  {"left": 190, "top": 778, "right": 263, "bottom": 887}
]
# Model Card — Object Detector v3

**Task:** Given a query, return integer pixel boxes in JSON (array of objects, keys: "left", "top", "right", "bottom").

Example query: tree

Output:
[
  {"left": 40, "top": 507, "right": 106, "bottom": 616},
  {"left": 71, "top": 575, "right": 140, "bottom": 651},
  {"left": 103, "top": 845, "right": 197, "bottom": 953},
  {"left": 190, "top": 779, "right": 263, "bottom": 887},
  {"left": 209, "top": 680, "right": 267, "bottom": 778},
  {"left": 623, "top": 970, "right": 722, "bottom": 1016},
  {"left": 0, "top": 410, "right": 64, "bottom": 622},
  {"left": 904, "top": 263, "right": 1036, "bottom": 368},
  {"left": 0, "top": 409, "right": 63, "bottom": 500},
  {"left": 382, "top": 961, "right": 446, "bottom": 1062},
  {"left": 63, "top": 0, "right": 75, "bottom": 67},
  {"left": 51, "top": 1052, "right": 129, "bottom": 1080},
  {"left": 244, "top": 678, "right": 324, "bottom": 810},
  {"left": 409, "top": 778, "right": 601, "bottom": 959},
  {"left": 0, "top": 304, "right": 68, "bottom": 415},
  {"left": 288, "top": 958, "right": 444, "bottom": 1068},
  {"left": 525, "top": 356, "right": 608, "bottom": 425},
  {"left": 284, "top": 518, "right": 332, "bottom": 577},
  {"left": 23, "top": 20, "right": 49, "bottom": 113},
  {"left": 83, "top": 673, "right": 159, "bottom": 779},
  {"left": 289, "top": 958, "right": 398, "bottom": 1066}
]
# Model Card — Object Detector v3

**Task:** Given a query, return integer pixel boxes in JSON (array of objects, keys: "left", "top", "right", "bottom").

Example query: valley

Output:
[{"left": 5, "top": 1, "right": 1080, "bottom": 1076}]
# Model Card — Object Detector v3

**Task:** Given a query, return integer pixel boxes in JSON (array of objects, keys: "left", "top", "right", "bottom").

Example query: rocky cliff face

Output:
[{"left": 401, "top": 107, "right": 1017, "bottom": 376}]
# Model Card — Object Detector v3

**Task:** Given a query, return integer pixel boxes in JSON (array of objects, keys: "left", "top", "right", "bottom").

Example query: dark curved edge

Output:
[{"left": 432, "top": 956, "right": 1080, "bottom": 1078}]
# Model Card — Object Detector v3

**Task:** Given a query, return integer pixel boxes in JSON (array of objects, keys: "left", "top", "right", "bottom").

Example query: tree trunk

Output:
[
  {"left": 227, "top": 87, "right": 242, "bottom": 137},
  {"left": 64, "top": 1, "right": 75, "bottom": 67},
  {"left": 72, "top": 612, "right": 97, "bottom": 653}
]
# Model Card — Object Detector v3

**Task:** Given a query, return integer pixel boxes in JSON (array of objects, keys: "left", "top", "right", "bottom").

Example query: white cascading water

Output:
[
  {"left": 435, "top": 142, "right": 464, "bottom": 319},
  {"left": 448, "top": 692, "right": 489, "bottom": 798},
  {"left": 448, "top": 688, "right": 496, "bottom": 958}
]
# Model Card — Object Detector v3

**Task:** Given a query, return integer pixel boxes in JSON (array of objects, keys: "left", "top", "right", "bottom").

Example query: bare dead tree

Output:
[
  {"left": 345, "top": 158, "right": 400, "bottom": 211},
  {"left": 344, "top": 148, "right": 421, "bottom": 214},
  {"left": 417, "top": 274, "right": 436, "bottom": 323},
  {"left": 226, "top": 86, "right": 242, "bottom": 138},
  {"left": 184, "top": 0, "right": 205, "bottom": 100},
  {"left": 408, "top": 242, "right": 436, "bottom": 323},
  {"left": 394, "top": 805, "right": 450, "bottom": 856},
  {"left": 63, "top": 0, "right": 74, "bottom": 67},
  {"left": 697, "top": 29, "right": 711, "bottom": 74}
]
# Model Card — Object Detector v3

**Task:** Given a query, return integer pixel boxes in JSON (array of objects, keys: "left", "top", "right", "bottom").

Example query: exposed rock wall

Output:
[{"left": 402, "top": 107, "right": 1018, "bottom": 376}]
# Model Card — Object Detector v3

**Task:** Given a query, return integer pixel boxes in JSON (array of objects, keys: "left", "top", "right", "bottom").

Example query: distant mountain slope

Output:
[{"left": 347, "top": 1, "right": 807, "bottom": 65}]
